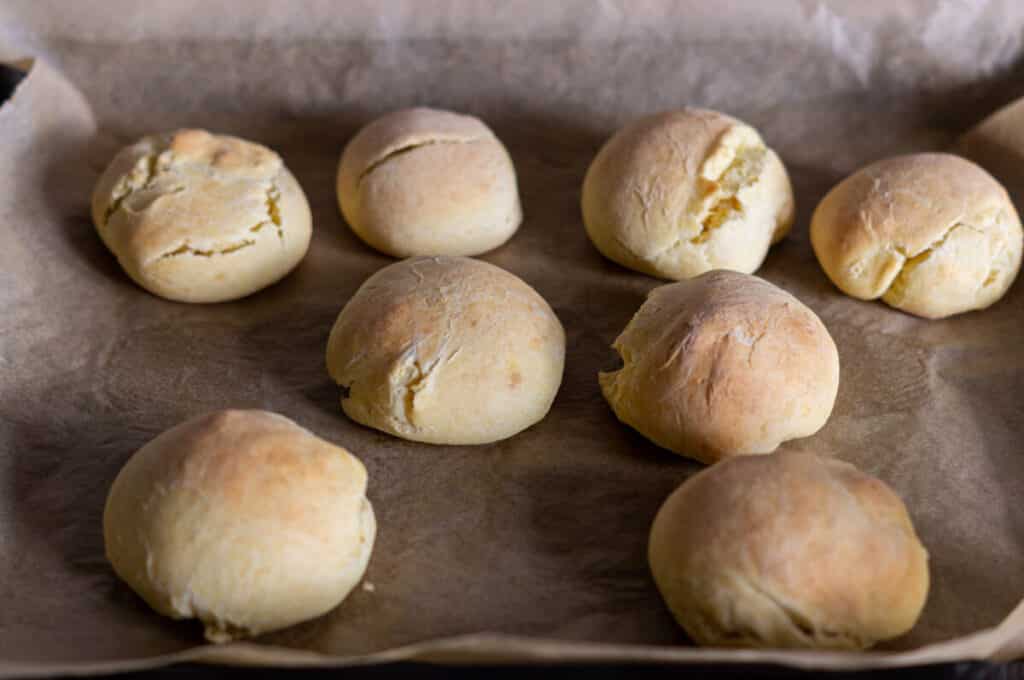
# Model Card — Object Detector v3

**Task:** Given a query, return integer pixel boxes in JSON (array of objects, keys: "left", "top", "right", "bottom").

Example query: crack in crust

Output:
[
  {"left": 389, "top": 337, "right": 461, "bottom": 431},
  {"left": 103, "top": 137, "right": 290, "bottom": 265},
  {"left": 738, "top": 574, "right": 864, "bottom": 649},
  {"left": 690, "top": 573, "right": 864, "bottom": 649},
  {"left": 401, "top": 360, "right": 427, "bottom": 426},
  {"left": 357, "top": 137, "right": 484, "bottom": 185},
  {"left": 386, "top": 347, "right": 429, "bottom": 431},
  {"left": 262, "top": 184, "right": 285, "bottom": 242},
  {"left": 629, "top": 138, "right": 769, "bottom": 268},
  {"left": 148, "top": 178, "right": 284, "bottom": 263},
  {"left": 156, "top": 239, "right": 258, "bottom": 261},
  {"left": 878, "top": 220, "right": 981, "bottom": 300},
  {"left": 102, "top": 151, "right": 165, "bottom": 228},
  {"left": 689, "top": 145, "right": 767, "bottom": 245}
]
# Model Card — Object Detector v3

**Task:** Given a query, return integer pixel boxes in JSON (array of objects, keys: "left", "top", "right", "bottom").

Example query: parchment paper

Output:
[{"left": 2, "top": 0, "right": 1024, "bottom": 674}]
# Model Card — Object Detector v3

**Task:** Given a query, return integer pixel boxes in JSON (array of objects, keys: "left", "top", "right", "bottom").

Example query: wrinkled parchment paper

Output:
[{"left": 3, "top": 0, "right": 1024, "bottom": 674}]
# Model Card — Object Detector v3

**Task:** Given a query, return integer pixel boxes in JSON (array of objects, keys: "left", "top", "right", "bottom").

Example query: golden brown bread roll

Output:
[
  {"left": 92, "top": 129, "right": 312, "bottom": 303},
  {"left": 327, "top": 256, "right": 565, "bottom": 444},
  {"left": 600, "top": 270, "right": 839, "bottom": 463},
  {"left": 811, "top": 153, "right": 1023, "bottom": 319},
  {"left": 649, "top": 451, "right": 929, "bottom": 649},
  {"left": 104, "top": 410, "right": 375, "bottom": 642},
  {"left": 582, "top": 108, "right": 794, "bottom": 280},
  {"left": 337, "top": 107, "right": 521, "bottom": 257}
]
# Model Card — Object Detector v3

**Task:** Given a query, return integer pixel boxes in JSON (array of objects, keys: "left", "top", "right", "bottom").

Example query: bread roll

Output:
[
  {"left": 103, "top": 410, "right": 375, "bottom": 642},
  {"left": 92, "top": 129, "right": 312, "bottom": 303},
  {"left": 337, "top": 108, "right": 522, "bottom": 257},
  {"left": 582, "top": 109, "right": 794, "bottom": 280},
  {"left": 600, "top": 270, "right": 838, "bottom": 463},
  {"left": 649, "top": 451, "right": 929, "bottom": 650},
  {"left": 811, "top": 153, "right": 1023, "bottom": 319},
  {"left": 327, "top": 256, "right": 565, "bottom": 444},
  {"left": 959, "top": 96, "right": 1024, "bottom": 200}
]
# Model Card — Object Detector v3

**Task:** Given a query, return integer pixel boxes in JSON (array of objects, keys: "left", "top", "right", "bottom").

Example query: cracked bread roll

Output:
[
  {"left": 103, "top": 409, "right": 375, "bottom": 643},
  {"left": 327, "top": 256, "right": 565, "bottom": 444},
  {"left": 600, "top": 271, "right": 838, "bottom": 463},
  {"left": 649, "top": 451, "right": 929, "bottom": 650},
  {"left": 811, "top": 153, "right": 1023, "bottom": 319},
  {"left": 92, "top": 129, "right": 312, "bottom": 303},
  {"left": 337, "top": 108, "right": 522, "bottom": 257},
  {"left": 581, "top": 109, "right": 794, "bottom": 280}
]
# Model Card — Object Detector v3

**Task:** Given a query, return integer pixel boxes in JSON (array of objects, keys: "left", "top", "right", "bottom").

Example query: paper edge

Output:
[{"left": 2, "top": 597, "right": 1023, "bottom": 679}]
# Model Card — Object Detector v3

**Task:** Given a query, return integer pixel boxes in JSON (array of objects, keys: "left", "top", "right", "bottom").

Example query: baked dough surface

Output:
[
  {"left": 649, "top": 451, "right": 929, "bottom": 649},
  {"left": 811, "top": 153, "right": 1023, "bottom": 318},
  {"left": 92, "top": 129, "right": 312, "bottom": 303},
  {"left": 337, "top": 108, "right": 522, "bottom": 257},
  {"left": 103, "top": 409, "right": 375, "bottom": 642},
  {"left": 582, "top": 108, "right": 794, "bottom": 280},
  {"left": 600, "top": 270, "right": 839, "bottom": 463},
  {"left": 327, "top": 256, "right": 565, "bottom": 445}
]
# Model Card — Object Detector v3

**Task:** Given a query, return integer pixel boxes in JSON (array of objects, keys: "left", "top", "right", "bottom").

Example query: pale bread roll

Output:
[
  {"left": 811, "top": 153, "right": 1023, "bottom": 319},
  {"left": 600, "top": 271, "right": 838, "bottom": 463},
  {"left": 337, "top": 108, "right": 522, "bottom": 257},
  {"left": 92, "top": 129, "right": 312, "bottom": 303},
  {"left": 103, "top": 410, "right": 375, "bottom": 642},
  {"left": 582, "top": 108, "right": 794, "bottom": 280},
  {"left": 327, "top": 256, "right": 565, "bottom": 445},
  {"left": 959, "top": 96, "right": 1024, "bottom": 200},
  {"left": 649, "top": 451, "right": 929, "bottom": 650}
]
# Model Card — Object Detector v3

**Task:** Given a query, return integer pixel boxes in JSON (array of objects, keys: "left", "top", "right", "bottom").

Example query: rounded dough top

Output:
[
  {"left": 338, "top": 107, "right": 494, "bottom": 185},
  {"left": 582, "top": 108, "right": 794, "bottom": 280},
  {"left": 327, "top": 256, "right": 565, "bottom": 445},
  {"left": 92, "top": 129, "right": 312, "bottom": 303},
  {"left": 600, "top": 270, "right": 839, "bottom": 463},
  {"left": 811, "top": 153, "right": 1023, "bottom": 318},
  {"left": 103, "top": 409, "right": 374, "bottom": 642},
  {"left": 337, "top": 108, "right": 522, "bottom": 258},
  {"left": 649, "top": 450, "right": 929, "bottom": 649}
]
